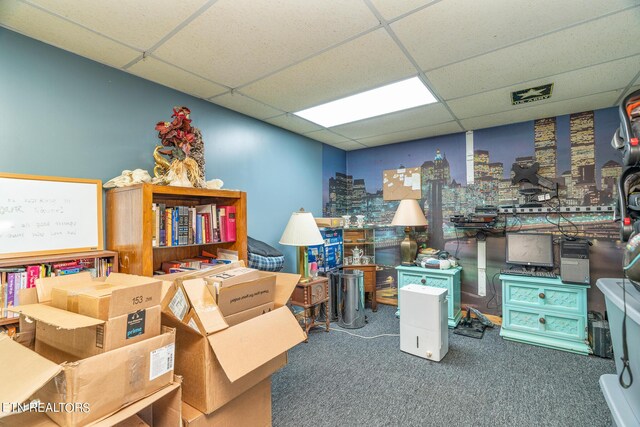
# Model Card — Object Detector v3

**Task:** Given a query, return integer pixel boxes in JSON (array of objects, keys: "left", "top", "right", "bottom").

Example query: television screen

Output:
[{"left": 506, "top": 233, "right": 554, "bottom": 267}]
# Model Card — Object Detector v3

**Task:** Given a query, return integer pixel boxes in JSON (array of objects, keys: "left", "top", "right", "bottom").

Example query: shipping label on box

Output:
[{"left": 166, "top": 286, "right": 190, "bottom": 321}]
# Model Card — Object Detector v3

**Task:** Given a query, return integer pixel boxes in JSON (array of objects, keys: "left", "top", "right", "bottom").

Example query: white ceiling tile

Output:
[
  {"left": 426, "top": 8, "right": 640, "bottom": 100},
  {"left": 331, "top": 103, "right": 453, "bottom": 139},
  {"left": 240, "top": 29, "right": 415, "bottom": 112},
  {"left": 304, "top": 130, "right": 351, "bottom": 144},
  {"left": 447, "top": 55, "right": 640, "bottom": 119},
  {"left": 210, "top": 92, "right": 283, "bottom": 120},
  {"left": 357, "top": 121, "right": 463, "bottom": 147},
  {"left": 338, "top": 141, "right": 368, "bottom": 151},
  {"left": 266, "top": 114, "right": 323, "bottom": 134},
  {"left": 128, "top": 57, "right": 227, "bottom": 99},
  {"left": 460, "top": 90, "right": 620, "bottom": 130},
  {"left": 153, "top": 0, "right": 380, "bottom": 87},
  {"left": 24, "top": 0, "right": 210, "bottom": 50},
  {"left": 368, "top": 0, "right": 437, "bottom": 21},
  {"left": 0, "top": 0, "right": 139, "bottom": 67},
  {"left": 393, "top": 0, "right": 636, "bottom": 71}
]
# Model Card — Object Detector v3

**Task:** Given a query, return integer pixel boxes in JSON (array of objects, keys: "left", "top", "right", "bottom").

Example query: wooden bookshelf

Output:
[
  {"left": 106, "top": 183, "right": 247, "bottom": 276},
  {"left": 0, "top": 249, "right": 118, "bottom": 326},
  {"left": 0, "top": 250, "right": 118, "bottom": 269}
]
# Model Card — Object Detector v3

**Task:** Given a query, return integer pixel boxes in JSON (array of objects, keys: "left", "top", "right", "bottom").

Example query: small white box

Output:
[{"left": 399, "top": 284, "right": 449, "bottom": 361}]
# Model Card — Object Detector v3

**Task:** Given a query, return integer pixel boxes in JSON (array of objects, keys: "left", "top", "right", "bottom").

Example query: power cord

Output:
[{"left": 329, "top": 327, "right": 399, "bottom": 339}]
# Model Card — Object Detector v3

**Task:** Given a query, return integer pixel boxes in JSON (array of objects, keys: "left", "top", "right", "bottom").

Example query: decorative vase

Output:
[
  {"left": 355, "top": 215, "right": 365, "bottom": 228},
  {"left": 342, "top": 215, "right": 352, "bottom": 228}
]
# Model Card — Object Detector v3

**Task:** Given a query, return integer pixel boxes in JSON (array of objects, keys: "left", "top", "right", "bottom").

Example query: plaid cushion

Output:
[{"left": 248, "top": 252, "right": 285, "bottom": 272}]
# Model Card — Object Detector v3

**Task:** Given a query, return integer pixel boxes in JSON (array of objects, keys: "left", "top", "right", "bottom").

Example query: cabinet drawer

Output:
[
  {"left": 399, "top": 273, "right": 424, "bottom": 288},
  {"left": 504, "top": 306, "right": 585, "bottom": 341},
  {"left": 504, "top": 283, "right": 582, "bottom": 313}
]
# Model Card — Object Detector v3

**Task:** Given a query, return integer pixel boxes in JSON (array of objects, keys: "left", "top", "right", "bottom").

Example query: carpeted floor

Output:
[{"left": 272, "top": 304, "right": 615, "bottom": 427}]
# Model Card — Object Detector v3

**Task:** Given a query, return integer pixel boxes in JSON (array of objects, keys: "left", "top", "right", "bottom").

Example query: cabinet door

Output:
[
  {"left": 541, "top": 287, "right": 582, "bottom": 313},
  {"left": 504, "top": 307, "right": 542, "bottom": 333},
  {"left": 505, "top": 283, "right": 540, "bottom": 307},
  {"left": 398, "top": 272, "right": 424, "bottom": 288},
  {"left": 543, "top": 313, "right": 585, "bottom": 341}
]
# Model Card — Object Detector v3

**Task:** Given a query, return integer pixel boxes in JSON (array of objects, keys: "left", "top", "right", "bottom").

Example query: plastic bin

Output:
[{"left": 596, "top": 278, "right": 640, "bottom": 427}]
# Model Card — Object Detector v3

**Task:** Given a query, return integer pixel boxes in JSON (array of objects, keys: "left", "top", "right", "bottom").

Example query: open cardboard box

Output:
[
  {"left": 10, "top": 275, "right": 163, "bottom": 362},
  {"left": 0, "top": 328, "right": 176, "bottom": 426},
  {"left": 161, "top": 272, "right": 306, "bottom": 414},
  {"left": 0, "top": 376, "right": 182, "bottom": 427},
  {"left": 181, "top": 377, "right": 271, "bottom": 427}
]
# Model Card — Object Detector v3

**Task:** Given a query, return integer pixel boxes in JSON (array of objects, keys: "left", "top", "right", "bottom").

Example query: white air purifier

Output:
[{"left": 399, "top": 284, "right": 449, "bottom": 361}]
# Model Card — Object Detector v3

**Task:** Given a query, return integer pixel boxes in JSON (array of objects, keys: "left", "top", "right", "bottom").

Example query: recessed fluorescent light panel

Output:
[{"left": 294, "top": 77, "right": 437, "bottom": 128}]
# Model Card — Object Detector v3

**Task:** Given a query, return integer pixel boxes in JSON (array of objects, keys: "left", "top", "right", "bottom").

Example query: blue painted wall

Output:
[{"left": 0, "top": 28, "right": 329, "bottom": 272}]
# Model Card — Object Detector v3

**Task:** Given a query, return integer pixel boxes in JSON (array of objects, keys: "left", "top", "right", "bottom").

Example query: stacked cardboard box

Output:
[
  {"left": 0, "top": 273, "right": 178, "bottom": 426},
  {"left": 159, "top": 262, "right": 306, "bottom": 425}
]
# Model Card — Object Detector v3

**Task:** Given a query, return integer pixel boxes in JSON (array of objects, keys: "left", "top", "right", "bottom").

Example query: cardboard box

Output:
[
  {"left": 12, "top": 273, "right": 164, "bottom": 361},
  {"left": 205, "top": 267, "right": 260, "bottom": 289},
  {"left": 34, "top": 305, "right": 162, "bottom": 363},
  {"left": 161, "top": 272, "right": 305, "bottom": 414},
  {"left": 181, "top": 377, "right": 271, "bottom": 427},
  {"left": 212, "top": 272, "right": 276, "bottom": 316},
  {"left": 0, "top": 377, "right": 182, "bottom": 427},
  {"left": 11, "top": 282, "right": 163, "bottom": 361},
  {"left": 0, "top": 329, "right": 176, "bottom": 426},
  {"left": 223, "top": 302, "right": 274, "bottom": 327},
  {"left": 314, "top": 217, "right": 344, "bottom": 228},
  {"left": 48, "top": 273, "right": 162, "bottom": 317}
]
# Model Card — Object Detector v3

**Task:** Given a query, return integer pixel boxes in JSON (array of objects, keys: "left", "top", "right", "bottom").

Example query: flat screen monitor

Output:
[{"left": 506, "top": 233, "right": 554, "bottom": 267}]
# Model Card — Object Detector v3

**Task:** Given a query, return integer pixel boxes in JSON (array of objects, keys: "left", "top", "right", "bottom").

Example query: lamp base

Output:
[
  {"left": 297, "top": 246, "right": 311, "bottom": 282},
  {"left": 400, "top": 226, "right": 417, "bottom": 266}
]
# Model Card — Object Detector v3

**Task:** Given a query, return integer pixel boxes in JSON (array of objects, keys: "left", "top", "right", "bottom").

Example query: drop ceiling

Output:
[{"left": 1, "top": 0, "right": 639, "bottom": 151}]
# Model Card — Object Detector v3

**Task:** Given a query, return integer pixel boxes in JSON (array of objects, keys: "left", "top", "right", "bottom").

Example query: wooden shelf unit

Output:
[
  {"left": 106, "top": 183, "right": 247, "bottom": 276},
  {"left": 0, "top": 249, "right": 118, "bottom": 325}
]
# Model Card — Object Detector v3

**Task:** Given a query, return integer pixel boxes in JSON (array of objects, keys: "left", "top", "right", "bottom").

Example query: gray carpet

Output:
[{"left": 272, "top": 304, "right": 616, "bottom": 427}]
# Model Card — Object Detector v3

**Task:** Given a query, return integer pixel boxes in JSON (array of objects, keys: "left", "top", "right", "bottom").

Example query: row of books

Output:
[
  {"left": 151, "top": 203, "right": 237, "bottom": 247},
  {"left": 0, "top": 258, "right": 114, "bottom": 319},
  {"left": 156, "top": 255, "right": 233, "bottom": 274}
]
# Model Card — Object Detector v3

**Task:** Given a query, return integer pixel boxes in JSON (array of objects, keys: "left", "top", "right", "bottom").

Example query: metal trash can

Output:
[{"left": 336, "top": 269, "right": 366, "bottom": 329}]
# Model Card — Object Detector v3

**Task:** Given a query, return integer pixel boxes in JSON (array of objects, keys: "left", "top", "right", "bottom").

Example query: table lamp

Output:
[
  {"left": 279, "top": 208, "right": 324, "bottom": 281},
  {"left": 391, "top": 199, "right": 427, "bottom": 266}
]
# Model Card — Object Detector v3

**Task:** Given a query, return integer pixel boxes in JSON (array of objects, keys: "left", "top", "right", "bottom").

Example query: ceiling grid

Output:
[{"left": 1, "top": 0, "right": 638, "bottom": 150}]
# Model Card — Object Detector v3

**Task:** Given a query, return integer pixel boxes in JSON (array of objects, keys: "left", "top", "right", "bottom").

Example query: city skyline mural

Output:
[{"left": 323, "top": 106, "right": 623, "bottom": 314}]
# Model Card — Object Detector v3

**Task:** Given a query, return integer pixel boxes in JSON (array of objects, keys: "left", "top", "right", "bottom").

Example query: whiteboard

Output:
[{"left": 0, "top": 174, "right": 103, "bottom": 258}]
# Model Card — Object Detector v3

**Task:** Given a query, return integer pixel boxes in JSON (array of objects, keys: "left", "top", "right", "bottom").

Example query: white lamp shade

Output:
[
  {"left": 391, "top": 199, "right": 427, "bottom": 226},
  {"left": 279, "top": 211, "right": 324, "bottom": 246}
]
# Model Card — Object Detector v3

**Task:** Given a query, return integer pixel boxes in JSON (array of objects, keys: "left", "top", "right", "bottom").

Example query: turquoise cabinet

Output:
[
  {"left": 500, "top": 275, "right": 591, "bottom": 355},
  {"left": 396, "top": 266, "right": 462, "bottom": 328}
]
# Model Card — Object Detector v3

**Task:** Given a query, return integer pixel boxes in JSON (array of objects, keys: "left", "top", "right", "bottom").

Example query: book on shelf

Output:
[
  {"left": 219, "top": 205, "right": 237, "bottom": 242},
  {"left": 151, "top": 203, "right": 158, "bottom": 247}
]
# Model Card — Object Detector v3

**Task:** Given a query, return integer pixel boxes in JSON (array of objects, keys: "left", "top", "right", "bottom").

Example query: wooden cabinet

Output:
[
  {"left": 396, "top": 265, "right": 462, "bottom": 328},
  {"left": 343, "top": 227, "right": 377, "bottom": 311},
  {"left": 0, "top": 249, "right": 118, "bottom": 326},
  {"left": 500, "top": 274, "right": 590, "bottom": 355},
  {"left": 343, "top": 227, "right": 375, "bottom": 265},
  {"left": 106, "top": 184, "right": 247, "bottom": 276}
]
